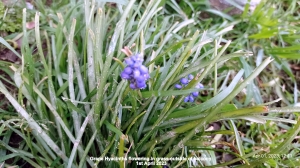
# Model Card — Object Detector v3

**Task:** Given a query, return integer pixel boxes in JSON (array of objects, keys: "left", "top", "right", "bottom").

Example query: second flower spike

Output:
[{"left": 175, "top": 74, "right": 204, "bottom": 103}]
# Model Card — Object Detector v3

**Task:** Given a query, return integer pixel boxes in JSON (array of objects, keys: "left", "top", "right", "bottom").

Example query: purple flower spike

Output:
[
  {"left": 175, "top": 84, "right": 182, "bottom": 89},
  {"left": 121, "top": 53, "right": 149, "bottom": 90},
  {"left": 174, "top": 74, "right": 204, "bottom": 103},
  {"left": 180, "top": 78, "right": 189, "bottom": 85}
]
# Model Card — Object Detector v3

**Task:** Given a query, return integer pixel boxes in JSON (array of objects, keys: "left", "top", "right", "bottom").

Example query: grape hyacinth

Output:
[
  {"left": 120, "top": 53, "right": 149, "bottom": 89},
  {"left": 174, "top": 74, "right": 204, "bottom": 103}
]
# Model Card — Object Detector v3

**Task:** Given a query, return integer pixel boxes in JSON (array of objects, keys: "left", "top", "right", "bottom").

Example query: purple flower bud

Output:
[
  {"left": 136, "top": 81, "right": 146, "bottom": 89},
  {"left": 125, "top": 58, "right": 134, "bottom": 66},
  {"left": 136, "top": 57, "right": 144, "bottom": 62},
  {"left": 136, "top": 53, "right": 143, "bottom": 59},
  {"left": 184, "top": 96, "right": 189, "bottom": 102},
  {"left": 180, "top": 78, "right": 189, "bottom": 85},
  {"left": 133, "top": 70, "right": 141, "bottom": 78},
  {"left": 189, "top": 95, "right": 195, "bottom": 102},
  {"left": 136, "top": 75, "right": 145, "bottom": 82},
  {"left": 174, "top": 84, "right": 182, "bottom": 89},
  {"left": 195, "top": 83, "right": 204, "bottom": 89},
  {"left": 123, "top": 66, "right": 133, "bottom": 74},
  {"left": 188, "top": 74, "right": 194, "bottom": 80},
  {"left": 130, "top": 83, "right": 137, "bottom": 89},
  {"left": 132, "top": 53, "right": 143, "bottom": 61},
  {"left": 131, "top": 55, "right": 138, "bottom": 61},
  {"left": 139, "top": 65, "right": 148, "bottom": 74},
  {"left": 121, "top": 72, "right": 130, "bottom": 79},
  {"left": 133, "top": 62, "right": 142, "bottom": 68},
  {"left": 145, "top": 73, "right": 150, "bottom": 79},
  {"left": 192, "top": 92, "right": 199, "bottom": 97}
]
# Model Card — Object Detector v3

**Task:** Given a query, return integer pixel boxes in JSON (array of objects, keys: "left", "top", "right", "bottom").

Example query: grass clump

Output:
[{"left": 0, "top": 0, "right": 300, "bottom": 167}]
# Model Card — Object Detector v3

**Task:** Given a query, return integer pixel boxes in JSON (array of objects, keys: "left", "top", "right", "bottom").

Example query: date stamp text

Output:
[{"left": 253, "top": 153, "right": 292, "bottom": 159}]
